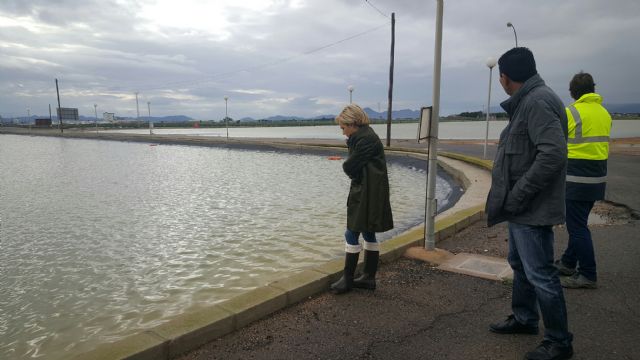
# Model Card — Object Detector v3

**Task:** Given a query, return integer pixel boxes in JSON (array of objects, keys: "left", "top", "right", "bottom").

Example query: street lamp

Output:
[
  {"left": 484, "top": 57, "right": 497, "bottom": 159},
  {"left": 135, "top": 91, "right": 140, "bottom": 126},
  {"left": 94, "top": 104, "right": 98, "bottom": 134},
  {"left": 507, "top": 22, "right": 518, "bottom": 47},
  {"left": 224, "top": 96, "right": 229, "bottom": 140},
  {"left": 347, "top": 85, "right": 354, "bottom": 104}
]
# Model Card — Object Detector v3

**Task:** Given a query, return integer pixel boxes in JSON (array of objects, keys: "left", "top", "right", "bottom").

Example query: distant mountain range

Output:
[
  {"left": 604, "top": 103, "right": 640, "bottom": 114},
  {"left": 239, "top": 108, "right": 421, "bottom": 122},
  {"left": 3, "top": 103, "right": 639, "bottom": 125}
]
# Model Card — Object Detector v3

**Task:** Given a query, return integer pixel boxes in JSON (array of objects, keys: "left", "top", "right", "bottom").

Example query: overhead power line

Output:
[
  {"left": 364, "top": 0, "right": 390, "bottom": 19},
  {"left": 136, "top": 22, "right": 389, "bottom": 92}
]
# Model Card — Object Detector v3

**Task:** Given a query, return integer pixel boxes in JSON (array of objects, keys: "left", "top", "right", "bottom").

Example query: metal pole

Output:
[
  {"left": 483, "top": 58, "right": 497, "bottom": 159},
  {"left": 94, "top": 104, "right": 98, "bottom": 134},
  {"left": 386, "top": 12, "right": 395, "bottom": 148},
  {"left": 425, "top": 0, "right": 443, "bottom": 251},
  {"left": 135, "top": 92, "right": 140, "bottom": 126},
  {"left": 347, "top": 85, "right": 354, "bottom": 104},
  {"left": 55, "top": 78, "right": 63, "bottom": 133},
  {"left": 224, "top": 96, "right": 229, "bottom": 140}
]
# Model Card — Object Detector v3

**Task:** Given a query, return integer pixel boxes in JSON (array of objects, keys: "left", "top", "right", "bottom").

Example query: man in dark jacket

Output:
[
  {"left": 330, "top": 104, "right": 393, "bottom": 295},
  {"left": 486, "top": 48, "right": 573, "bottom": 360}
]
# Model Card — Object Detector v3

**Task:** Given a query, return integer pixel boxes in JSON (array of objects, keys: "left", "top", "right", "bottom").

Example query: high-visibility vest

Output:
[{"left": 565, "top": 93, "right": 612, "bottom": 201}]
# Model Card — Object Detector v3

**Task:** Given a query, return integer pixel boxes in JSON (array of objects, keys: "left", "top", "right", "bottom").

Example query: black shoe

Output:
[
  {"left": 524, "top": 340, "right": 573, "bottom": 360},
  {"left": 489, "top": 315, "right": 538, "bottom": 335}
]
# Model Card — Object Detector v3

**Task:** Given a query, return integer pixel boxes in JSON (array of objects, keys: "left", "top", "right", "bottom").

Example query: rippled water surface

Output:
[{"left": 0, "top": 134, "right": 452, "bottom": 359}]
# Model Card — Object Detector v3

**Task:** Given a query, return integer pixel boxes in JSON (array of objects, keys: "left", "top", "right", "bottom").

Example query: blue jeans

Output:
[
  {"left": 508, "top": 222, "right": 572, "bottom": 346},
  {"left": 561, "top": 199, "right": 597, "bottom": 281},
  {"left": 344, "top": 229, "right": 378, "bottom": 253}
]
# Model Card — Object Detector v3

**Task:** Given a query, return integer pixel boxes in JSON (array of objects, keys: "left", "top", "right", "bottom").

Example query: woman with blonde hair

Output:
[{"left": 331, "top": 104, "right": 393, "bottom": 294}]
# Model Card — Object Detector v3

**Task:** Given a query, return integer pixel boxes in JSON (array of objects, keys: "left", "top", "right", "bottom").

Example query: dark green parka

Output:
[{"left": 343, "top": 125, "right": 394, "bottom": 232}]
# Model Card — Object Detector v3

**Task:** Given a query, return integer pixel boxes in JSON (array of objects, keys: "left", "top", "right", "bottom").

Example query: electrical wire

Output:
[
  {"left": 136, "top": 22, "right": 388, "bottom": 92},
  {"left": 364, "top": 0, "right": 390, "bottom": 19}
]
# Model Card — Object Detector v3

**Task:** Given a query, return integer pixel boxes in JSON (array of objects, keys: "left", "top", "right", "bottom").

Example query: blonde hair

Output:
[{"left": 335, "top": 104, "right": 370, "bottom": 127}]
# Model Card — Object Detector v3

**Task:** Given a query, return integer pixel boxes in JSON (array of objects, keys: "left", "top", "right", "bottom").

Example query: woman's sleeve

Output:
[{"left": 343, "top": 137, "right": 377, "bottom": 180}]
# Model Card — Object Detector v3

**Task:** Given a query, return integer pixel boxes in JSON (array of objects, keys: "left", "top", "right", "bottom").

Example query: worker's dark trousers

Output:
[{"left": 561, "top": 199, "right": 597, "bottom": 281}]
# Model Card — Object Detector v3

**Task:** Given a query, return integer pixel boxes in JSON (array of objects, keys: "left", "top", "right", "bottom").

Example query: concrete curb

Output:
[{"left": 59, "top": 144, "right": 490, "bottom": 360}]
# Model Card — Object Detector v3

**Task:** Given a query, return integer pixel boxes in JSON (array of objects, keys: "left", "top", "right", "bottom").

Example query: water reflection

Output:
[{"left": 0, "top": 134, "right": 451, "bottom": 359}]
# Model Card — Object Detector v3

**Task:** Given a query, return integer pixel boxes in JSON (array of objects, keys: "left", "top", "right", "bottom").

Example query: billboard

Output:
[
  {"left": 103, "top": 112, "right": 115, "bottom": 122},
  {"left": 57, "top": 107, "right": 79, "bottom": 122}
]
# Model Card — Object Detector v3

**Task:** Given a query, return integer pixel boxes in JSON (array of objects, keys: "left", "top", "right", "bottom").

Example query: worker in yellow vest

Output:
[{"left": 554, "top": 72, "right": 612, "bottom": 289}]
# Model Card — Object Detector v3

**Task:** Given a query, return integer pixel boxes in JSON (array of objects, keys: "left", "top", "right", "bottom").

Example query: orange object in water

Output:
[{"left": 327, "top": 156, "right": 342, "bottom": 160}]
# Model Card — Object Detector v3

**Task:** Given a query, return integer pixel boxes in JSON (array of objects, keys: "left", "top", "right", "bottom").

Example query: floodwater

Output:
[{"left": 0, "top": 134, "right": 453, "bottom": 359}]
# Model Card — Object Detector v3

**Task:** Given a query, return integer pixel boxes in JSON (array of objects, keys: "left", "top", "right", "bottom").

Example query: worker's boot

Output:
[
  {"left": 330, "top": 252, "right": 360, "bottom": 294},
  {"left": 353, "top": 250, "right": 379, "bottom": 290}
]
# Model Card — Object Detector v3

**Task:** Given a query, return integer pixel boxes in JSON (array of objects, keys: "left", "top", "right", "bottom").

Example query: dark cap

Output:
[{"left": 498, "top": 47, "right": 537, "bottom": 83}]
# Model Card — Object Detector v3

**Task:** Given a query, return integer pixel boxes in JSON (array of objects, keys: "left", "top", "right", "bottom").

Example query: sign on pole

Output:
[
  {"left": 417, "top": 106, "right": 433, "bottom": 142},
  {"left": 57, "top": 107, "right": 79, "bottom": 122}
]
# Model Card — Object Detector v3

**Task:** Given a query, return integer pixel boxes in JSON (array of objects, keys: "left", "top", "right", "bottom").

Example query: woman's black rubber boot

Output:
[
  {"left": 353, "top": 250, "right": 379, "bottom": 290},
  {"left": 330, "top": 252, "right": 360, "bottom": 294}
]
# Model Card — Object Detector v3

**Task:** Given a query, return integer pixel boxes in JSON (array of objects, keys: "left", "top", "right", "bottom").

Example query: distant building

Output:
[{"left": 35, "top": 118, "right": 52, "bottom": 127}]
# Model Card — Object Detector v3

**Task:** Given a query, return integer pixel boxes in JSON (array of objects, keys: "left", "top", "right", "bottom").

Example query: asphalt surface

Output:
[{"left": 177, "top": 142, "right": 640, "bottom": 360}]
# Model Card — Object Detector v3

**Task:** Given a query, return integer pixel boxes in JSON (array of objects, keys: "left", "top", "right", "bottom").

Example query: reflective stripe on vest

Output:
[
  {"left": 567, "top": 105, "right": 610, "bottom": 144},
  {"left": 566, "top": 175, "right": 607, "bottom": 184}
]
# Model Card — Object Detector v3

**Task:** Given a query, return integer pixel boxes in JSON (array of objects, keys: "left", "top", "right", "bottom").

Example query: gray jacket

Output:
[{"left": 486, "top": 74, "right": 568, "bottom": 227}]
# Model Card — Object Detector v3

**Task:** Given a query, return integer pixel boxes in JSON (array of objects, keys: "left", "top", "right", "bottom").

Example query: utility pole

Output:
[
  {"left": 55, "top": 78, "right": 63, "bottom": 133},
  {"left": 148, "top": 101, "right": 153, "bottom": 135},
  {"left": 385, "top": 12, "right": 395, "bottom": 147}
]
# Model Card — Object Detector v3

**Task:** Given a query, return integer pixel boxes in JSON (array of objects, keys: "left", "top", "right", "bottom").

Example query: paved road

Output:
[{"left": 177, "top": 144, "right": 639, "bottom": 360}]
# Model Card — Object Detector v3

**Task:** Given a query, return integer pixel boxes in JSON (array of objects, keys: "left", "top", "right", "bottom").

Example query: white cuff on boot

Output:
[
  {"left": 345, "top": 243, "right": 362, "bottom": 253},
  {"left": 363, "top": 242, "right": 380, "bottom": 251}
]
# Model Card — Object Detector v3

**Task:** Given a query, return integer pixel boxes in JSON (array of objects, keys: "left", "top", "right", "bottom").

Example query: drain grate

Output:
[
  {"left": 458, "top": 258, "right": 508, "bottom": 275},
  {"left": 438, "top": 253, "right": 513, "bottom": 281}
]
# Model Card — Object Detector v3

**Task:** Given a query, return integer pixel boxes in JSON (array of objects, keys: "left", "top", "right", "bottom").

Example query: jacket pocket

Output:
[
  {"left": 505, "top": 131, "right": 531, "bottom": 179},
  {"left": 505, "top": 132, "right": 527, "bottom": 155}
]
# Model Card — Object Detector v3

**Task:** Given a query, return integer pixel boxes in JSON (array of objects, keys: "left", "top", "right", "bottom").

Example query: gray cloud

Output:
[{"left": 1, "top": 0, "right": 638, "bottom": 120}]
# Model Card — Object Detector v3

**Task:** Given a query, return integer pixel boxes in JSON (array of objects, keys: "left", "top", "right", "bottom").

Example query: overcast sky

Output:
[{"left": 1, "top": 0, "right": 639, "bottom": 120}]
